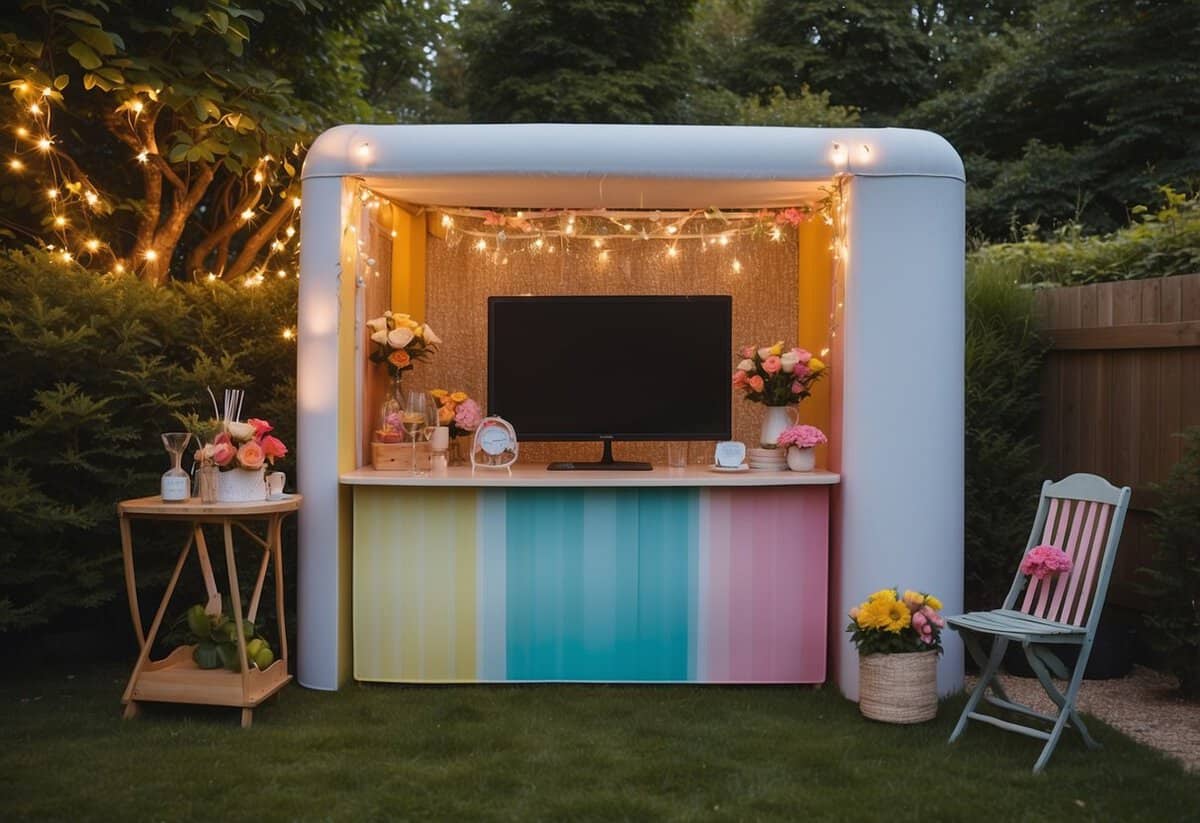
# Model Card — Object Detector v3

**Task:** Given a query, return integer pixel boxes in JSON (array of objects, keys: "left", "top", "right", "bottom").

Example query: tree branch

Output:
[
  {"left": 185, "top": 176, "right": 265, "bottom": 276},
  {"left": 224, "top": 194, "right": 297, "bottom": 280}
]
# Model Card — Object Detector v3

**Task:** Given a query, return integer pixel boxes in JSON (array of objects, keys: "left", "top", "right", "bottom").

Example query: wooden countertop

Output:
[{"left": 339, "top": 465, "right": 839, "bottom": 488}]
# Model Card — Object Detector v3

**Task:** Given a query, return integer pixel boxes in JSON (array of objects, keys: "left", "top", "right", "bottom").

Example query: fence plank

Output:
[{"left": 1034, "top": 273, "right": 1200, "bottom": 608}]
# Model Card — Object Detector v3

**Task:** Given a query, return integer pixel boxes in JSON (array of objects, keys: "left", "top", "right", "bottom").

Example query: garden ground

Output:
[{"left": 4, "top": 662, "right": 1199, "bottom": 821}]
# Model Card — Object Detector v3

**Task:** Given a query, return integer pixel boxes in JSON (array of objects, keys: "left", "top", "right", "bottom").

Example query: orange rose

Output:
[
  {"left": 449, "top": 391, "right": 468, "bottom": 404},
  {"left": 438, "top": 405, "right": 455, "bottom": 425},
  {"left": 237, "top": 440, "right": 266, "bottom": 470},
  {"left": 388, "top": 350, "right": 411, "bottom": 369}
]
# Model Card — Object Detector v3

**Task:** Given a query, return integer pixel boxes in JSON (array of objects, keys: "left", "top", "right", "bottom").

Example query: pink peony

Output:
[
  {"left": 762, "top": 355, "right": 782, "bottom": 374},
  {"left": 261, "top": 434, "right": 288, "bottom": 462},
  {"left": 792, "top": 347, "right": 812, "bottom": 362},
  {"left": 1020, "top": 544, "right": 1073, "bottom": 580},
  {"left": 776, "top": 424, "right": 827, "bottom": 449},
  {"left": 747, "top": 375, "right": 764, "bottom": 393},
  {"left": 247, "top": 417, "right": 273, "bottom": 437},
  {"left": 212, "top": 441, "right": 236, "bottom": 467},
  {"left": 214, "top": 431, "right": 231, "bottom": 447},
  {"left": 237, "top": 440, "right": 265, "bottom": 470},
  {"left": 454, "top": 399, "right": 483, "bottom": 432},
  {"left": 793, "top": 362, "right": 813, "bottom": 380}
]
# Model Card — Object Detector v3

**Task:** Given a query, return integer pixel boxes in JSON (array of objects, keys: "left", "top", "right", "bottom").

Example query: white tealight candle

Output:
[{"left": 430, "top": 426, "right": 450, "bottom": 451}]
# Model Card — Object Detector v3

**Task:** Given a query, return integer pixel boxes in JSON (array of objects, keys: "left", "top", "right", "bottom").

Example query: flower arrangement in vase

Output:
[
  {"left": 366, "top": 311, "right": 440, "bottom": 443},
  {"left": 776, "top": 424, "right": 827, "bottom": 471},
  {"left": 732, "top": 341, "right": 827, "bottom": 445},
  {"left": 430, "top": 389, "right": 484, "bottom": 437},
  {"left": 847, "top": 588, "right": 945, "bottom": 724},
  {"left": 194, "top": 418, "right": 288, "bottom": 503}
]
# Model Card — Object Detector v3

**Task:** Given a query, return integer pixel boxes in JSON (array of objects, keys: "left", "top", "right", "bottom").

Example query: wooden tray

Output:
[{"left": 129, "top": 645, "right": 291, "bottom": 708}]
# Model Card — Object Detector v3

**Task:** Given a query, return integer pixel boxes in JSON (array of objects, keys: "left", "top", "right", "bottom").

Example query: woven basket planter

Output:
[{"left": 858, "top": 650, "right": 938, "bottom": 724}]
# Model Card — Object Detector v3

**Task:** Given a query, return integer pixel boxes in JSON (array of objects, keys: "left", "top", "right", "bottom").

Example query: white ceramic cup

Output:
[
  {"left": 266, "top": 471, "right": 286, "bottom": 498},
  {"left": 430, "top": 426, "right": 450, "bottom": 451}
]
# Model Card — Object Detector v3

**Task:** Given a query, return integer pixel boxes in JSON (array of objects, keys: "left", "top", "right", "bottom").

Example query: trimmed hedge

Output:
[{"left": 0, "top": 250, "right": 296, "bottom": 633}]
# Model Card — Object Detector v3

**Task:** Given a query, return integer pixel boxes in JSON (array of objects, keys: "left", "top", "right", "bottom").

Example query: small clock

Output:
[{"left": 471, "top": 416, "right": 518, "bottom": 473}]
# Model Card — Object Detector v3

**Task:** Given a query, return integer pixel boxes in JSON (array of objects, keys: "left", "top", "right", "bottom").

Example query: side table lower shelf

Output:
[{"left": 128, "top": 645, "right": 292, "bottom": 709}]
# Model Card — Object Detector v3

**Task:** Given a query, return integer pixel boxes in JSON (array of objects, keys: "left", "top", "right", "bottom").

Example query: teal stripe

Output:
[{"left": 505, "top": 488, "right": 696, "bottom": 681}]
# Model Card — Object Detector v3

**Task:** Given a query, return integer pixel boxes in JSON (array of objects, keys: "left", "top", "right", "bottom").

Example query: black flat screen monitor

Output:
[{"left": 488, "top": 295, "right": 732, "bottom": 470}]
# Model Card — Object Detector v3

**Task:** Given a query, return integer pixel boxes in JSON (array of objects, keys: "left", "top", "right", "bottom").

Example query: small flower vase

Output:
[
  {"left": 760, "top": 405, "right": 798, "bottom": 447},
  {"left": 197, "top": 464, "right": 220, "bottom": 504},
  {"left": 858, "top": 651, "right": 938, "bottom": 724},
  {"left": 217, "top": 467, "right": 267, "bottom": 503},
  {"left": 787, "top": 446, "right": 815, "bottom": 472},
  {"left": 376, "top": 373, "right": 405, "bottom": 443},
  {"left": 448, "top": 437, "right": 466, "bottom": 466}
]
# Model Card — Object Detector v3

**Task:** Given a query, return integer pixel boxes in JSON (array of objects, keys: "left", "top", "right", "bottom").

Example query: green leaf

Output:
[
  {"left": 193, "top": 98, "right": 220, "bottom": 121},
  {"left": 67, "top": 24, "right": 119, "bottom": 57},
  {"left": 171, "top": 6, "right": 205, "bottom": 26},
  {"left": 52, "top": 8, "right": 103, "bottom": 26},
  {"left": 216, "top": 641, "right": 242, "bottom": 671},
  {"left": 67, "top": 41, "right": 102, "bottom": 70},
  {"left": 166, "top": 143, "right": 191, "bottom": 163},
  {"left": 53, "top": 74, "right": 69, "bottom": 91}
]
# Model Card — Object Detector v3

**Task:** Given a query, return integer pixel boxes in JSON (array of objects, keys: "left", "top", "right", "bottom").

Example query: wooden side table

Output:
[{"left": 118, "top": 494, "right": 301, "bottom": 727}]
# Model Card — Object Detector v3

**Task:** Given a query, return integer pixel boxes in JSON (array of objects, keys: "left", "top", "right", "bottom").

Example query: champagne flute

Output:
[{"left": 402, "top": 391, "right": 428, "bottom": 475}]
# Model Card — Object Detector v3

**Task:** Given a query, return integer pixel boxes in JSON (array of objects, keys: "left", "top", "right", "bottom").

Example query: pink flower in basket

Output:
[
  {"left": 777, "top": 424, "right": 828, "bottom": 449},
  {"left": 1020, "top": 544, "right": 1073, "bottom": 580}
]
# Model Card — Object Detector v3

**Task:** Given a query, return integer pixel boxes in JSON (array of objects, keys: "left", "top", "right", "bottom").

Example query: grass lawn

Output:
[{"left": 4, "top": 663, "right": 1199, "bottom": 821}]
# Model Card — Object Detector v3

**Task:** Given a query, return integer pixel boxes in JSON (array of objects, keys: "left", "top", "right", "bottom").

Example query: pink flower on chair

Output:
[{"left": 1020, "top": 544, "right": 1073, "bottom": 580}]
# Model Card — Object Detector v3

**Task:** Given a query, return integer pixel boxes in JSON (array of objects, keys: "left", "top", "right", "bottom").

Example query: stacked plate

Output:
[{"left": 747, "top": 447, "right": 788, "bottom": 471}]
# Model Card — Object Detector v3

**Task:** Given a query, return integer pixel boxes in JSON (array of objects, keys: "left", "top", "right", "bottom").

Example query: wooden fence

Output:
[{"left": 1035, "top": 272, "right": 1200, "bottom": 607}]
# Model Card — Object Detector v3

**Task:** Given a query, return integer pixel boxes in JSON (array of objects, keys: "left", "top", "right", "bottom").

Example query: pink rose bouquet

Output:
[
  {"left": 777, "top": 424, "right": 827, "bottom": 449},
  {"left": 195, "top": 415, "right": 288, "bottom": 472},
  {"left": 733, "top": 341, "right": 827, "bottom": 407},
  {"left": 1020, "top": 544, "right": 1073, "bottom": 580}
]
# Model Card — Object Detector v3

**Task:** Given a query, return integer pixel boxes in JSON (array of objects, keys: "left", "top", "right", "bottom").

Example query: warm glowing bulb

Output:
[
  {"left": 85, "top": 238, "right": 100, "bottom": 252},
  {"left": 666, "top": 246, "right": 679, "bottom": 258},
  {"left": 84, "top": 191, "right": 98, "bottom": 206},
  {"left": 718, "top": 235, "right": 730, "bottom": 247},
  {"left": 253, "top": 171, "right": 264, "bottom": 183},
  {"left": 8, "top": 159, "right": 23, "bottom": 171},
  {"left": 114, "top": 262, "right": 126, "bottom": 273},
  {"left": 291, "top": 196, "right": 301, "bottom": 208},
  {"left": 770, "top": 226, "right": 782, "bottom": 241},
  {"left": 622, "top": 223, "right": 633, "bottom": 231},
  {"left": 282, "top": 328, "right": 294, "bottom": 340},
  {"left": 533, "top": 237, "right": 544, "bottom": 249},
  {"left": 665, "top": 225, "right": 678, "bottom": 235},
  {"left": 47, "top": 188, "right": 59, "bottom": 199},
  {"left": 830, "top": 142, "right": 847, "bottom": 166},
  {"left": 592, "top": 238, "right": 602, "bottom": 248},
  {"left": 136, "top": 150, "right": 149, "bottom": 163},
  {"left": 355, "top": 142, "right": 370, "bottom": 160},
  {"left": 206, "top": 272, "right": 217, "bottom": 282},
  {"left": 29, "top": 103, "right": 41, "bottom": 115},
  {"left": 277, "top": 269, "right": 287, "bottom": 278},
  {"left": 144, "top": 249, "right": 158, "bottom": 262},
  {"left": 731, "top": 259, "right": 743, "bottom": 273},
  {"left": 36, "top": 137, "right": 51, "bottom": 151},
  {"left": 441, "top": 214, "right": 453, "bottom": 228},
  {"left": 598, "top": 250, "right": 610, "bottom": 264},
  {"left": 41, "top": 87, "right": 52, "bottom": 97},
  {"left": 240, "top": 209, "right": 254, "bottom": 221},
  {"left": 15, "top": 81, "right": 28, "bottom": 93},
  {"left": 15, "top": 127, "right": 28, "bottom": 138},
  {"left": 564, "top": 223, "right": 575, "bottom": 235},
  {"left": 60, "top": 251, "right": 72, "bottom": 262},
  {"left": 131, "top": 100, "right": 143, "bottom": 113},
  {"left": 474, "top": 239, "right": 487, "bottom": 251},
  {"left": 389, "top": 229, "right": 397, "bottom": 238},
  {"left": 53, "top": 215, "right": 66, "bottom": 227},
  {"left": 271, "top": 240, "right": 284, "bottom": 251}
]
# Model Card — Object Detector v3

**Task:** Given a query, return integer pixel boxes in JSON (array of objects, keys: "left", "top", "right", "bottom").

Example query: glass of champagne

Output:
[{"left": 402, "top": 391, "right": 428, "bottom": 475}]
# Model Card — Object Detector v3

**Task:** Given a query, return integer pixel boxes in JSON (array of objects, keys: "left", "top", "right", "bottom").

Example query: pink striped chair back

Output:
[{"left": 1008, "top": 474, "right": 1132, "bottom": 628}]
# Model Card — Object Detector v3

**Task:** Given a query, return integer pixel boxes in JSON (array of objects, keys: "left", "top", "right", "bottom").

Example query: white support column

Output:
[
  {"left": 297, "top": 175, "right": 351, "bottom": 691},
  {"left": 834, "top": 174, "right": 966, "bottom": 699}
]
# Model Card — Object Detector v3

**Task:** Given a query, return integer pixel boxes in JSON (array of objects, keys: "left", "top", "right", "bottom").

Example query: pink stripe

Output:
[
  {"left": 1072, "top": 504, "right": 1112, "bottom": 625},
  {"left": 708, "top": 487, "right": 827, "bottom": 683},
  {"left": 1052, "top": 502, "right": 1097, "bottom": 623},
  {"left": 702, "top": 492, "right": 732, "bottom": 681},
  {"left": 1035, "top": 499, "right": 1074, "bottom": 617},
  {"left": 1043, "top": 501, "right": 1090, "bottom": 620},
  {"left": 1022, "top": 498, "right": 1060, "bottom": 613}
]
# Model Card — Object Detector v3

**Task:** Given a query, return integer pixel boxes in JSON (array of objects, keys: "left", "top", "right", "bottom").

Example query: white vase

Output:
[
  {"left": 787, "top": 446, "right": 815, "bottom": 471},
  {"left": 760, "top": 405, "right": 799, "bottom": 447},
  {"left": 217, "top": 467, "right": 267, "bottom": 502}
]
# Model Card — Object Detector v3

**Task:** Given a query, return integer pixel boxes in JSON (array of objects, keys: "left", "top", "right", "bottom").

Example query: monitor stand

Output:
[{"left": 547, "top": 439, "right": 652, "bottom": 471}]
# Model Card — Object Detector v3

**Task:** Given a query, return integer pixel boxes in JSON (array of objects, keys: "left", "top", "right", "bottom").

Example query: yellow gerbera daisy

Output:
[
  {"left": 925, "top": 594, "right": 943, "bottom": 611},
  {"left": 881, "top": 599, "right": 911, "bottom": 633},
  {"left": 857, "top": 598, "right": 893, "bottom": 630},
  {"left": 868, "top": 588, "right": 898, "bottom": 604}
]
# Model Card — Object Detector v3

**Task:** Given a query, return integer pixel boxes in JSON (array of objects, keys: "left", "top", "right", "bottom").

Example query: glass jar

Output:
[{"left": 376, "top": 372, "right": 406, "bottom": 443}]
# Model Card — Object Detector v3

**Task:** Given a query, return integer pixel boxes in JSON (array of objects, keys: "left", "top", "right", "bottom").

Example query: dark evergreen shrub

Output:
[{"left": 0, "top": 250, "right": 296, "bottom": 633}]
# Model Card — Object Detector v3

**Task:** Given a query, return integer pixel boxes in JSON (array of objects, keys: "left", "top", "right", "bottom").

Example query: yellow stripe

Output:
[
  {"left": 797, "top": 217, "right": 833, "bottom": 457},
  {"left": 353, "top": 486, "right": 478, "bottom": 681}
]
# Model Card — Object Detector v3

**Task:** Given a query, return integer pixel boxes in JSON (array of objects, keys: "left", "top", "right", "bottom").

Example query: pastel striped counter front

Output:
[{"left": 340, "top": 466, "right": 839, "bottom": 685}]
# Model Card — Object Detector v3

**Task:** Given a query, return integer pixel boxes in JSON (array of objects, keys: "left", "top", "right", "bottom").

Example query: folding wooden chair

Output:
[{"left": 948, "top": 473, "right": 1131, "bottom": 773}]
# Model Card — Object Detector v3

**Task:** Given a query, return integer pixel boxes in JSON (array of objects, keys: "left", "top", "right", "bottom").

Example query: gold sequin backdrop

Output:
[{"left": 418, "top": 219, "right": 801, "bottom": 465}]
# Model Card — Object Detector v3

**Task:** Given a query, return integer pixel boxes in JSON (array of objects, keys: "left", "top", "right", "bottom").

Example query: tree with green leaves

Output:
[
  {"left": 0, "top": 0, "right": 384, "bottom": 284},
  {"left": 906, "top": 0, "right": 1200, "bottom": 238},
  {"left": 458, "top": 0, "right": 697, "bottom": 124},
  {"left": 732, "top": 0, "right": 935, "bottom": 121}
]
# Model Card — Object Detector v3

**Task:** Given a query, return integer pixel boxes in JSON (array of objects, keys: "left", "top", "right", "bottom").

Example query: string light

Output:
[
  {"left": 136, "top": 150, "right": 149, "bottom": 163},
  {"left": 29, "top": 103, "right": 41, "bottom": 115},
  {"left": 277, "top": 269, "right": 287, "bottom": 278},
  {"left": 15, "top": 127, "right": 28, "bottom": 138},
  {"left": 36, "top": 137, "right": 52, "bottom": 151},
  {"left": 113, "top": 262, "right": 125, "bottom": 273},
  {"left": 285, "top": 226, "right": 295, "bottom": 238},
  {"left": 53, "top": 215, "right": 66, "bottom": 227},
  {"left": 253, "top": 171, "right": 264, "bottom": 183},
  {"left": 240, "top": 208, "right": 255, "bottom": 221},
  {"left": 731, "top": 258, "right": 743, "bottom": 273},
  {"left": 291, "top": 196, "right": 301, "bottom": 208},
  {"left": 281, "top": 328, "right": 295, "bottom": 340},
  {"left": 46, "top": 188, "right": 58, "bottom": 199},
  {"left": 143, "top": 249, "right": 158, "bottom": 262},
  {"left": 8, "top": 159, "right": 23, "bottom": 171},
  {"left": 84, "top": 238, "right": 100, "bottom": 252},
  {"left": 84, "top": 191, "right": 99, "bottom": 206}
]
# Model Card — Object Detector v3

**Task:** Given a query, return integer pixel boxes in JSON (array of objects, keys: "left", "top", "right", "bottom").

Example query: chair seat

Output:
[{"left": 947, "top": 609, "right": 1086, "bottom": 643}]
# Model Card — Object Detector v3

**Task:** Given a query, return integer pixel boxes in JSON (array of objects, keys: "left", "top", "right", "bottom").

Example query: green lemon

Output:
[
  {"left": 186, "top": 605, "right": 210, "bottom": 638},
  {"left": 245, "top": 638, "right": 265, "bottom": 659},
  {"left": 252, "top": 647, "right": 274, "bottom": 670}
]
